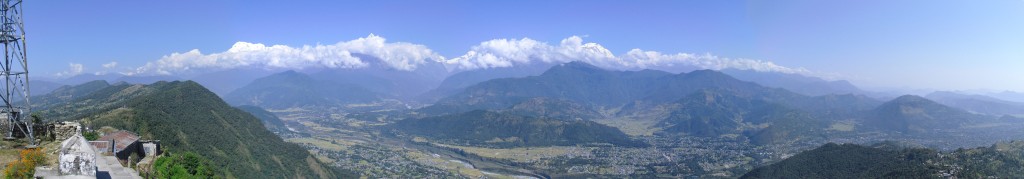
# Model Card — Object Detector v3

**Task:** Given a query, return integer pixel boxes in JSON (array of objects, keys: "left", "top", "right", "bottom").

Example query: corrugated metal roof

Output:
[{"left": 97, "top": 131, "right": 140, "bottom": 152}]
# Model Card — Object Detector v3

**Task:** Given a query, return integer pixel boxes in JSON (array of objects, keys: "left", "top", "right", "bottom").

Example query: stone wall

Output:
[{"left": 53, "top": 122, "right": 81, "bottom": 141}]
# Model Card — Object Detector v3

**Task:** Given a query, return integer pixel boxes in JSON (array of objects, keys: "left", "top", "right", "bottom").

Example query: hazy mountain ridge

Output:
[
  {"left": 387, "top": 110, "right": 645, "bottom": 148},
  {"left": 309, "top": 54, "right": 450, "bottom": 100},
  {"left": 417, "top": 64, "right": 552, "bottom": 103},
  {"left": 224, "top": 70, "right": 385, "bottom": 109},
  {"left": 423, "top": 62, "right": 677, "bottom": 114},
  {"left": 722, "top": 69, "right": 867, "bottom": 96},
  {"left": 429, "top": 62, "right": 880, "bottom": 119},
  {"left": 30, "top": 80, "right": 115, "bottom": 110},
  {"left": 925, "top": 91, "right": 1024, "bottom": 116},
  {"left": 866, "top": 95, "right": 992, "bottom": 134},
  {"left": 189, "top": 68, "right": 281, "bottom": 95},
  {"left": 28, "top": 80, "right": 65, "bottom": 96}
]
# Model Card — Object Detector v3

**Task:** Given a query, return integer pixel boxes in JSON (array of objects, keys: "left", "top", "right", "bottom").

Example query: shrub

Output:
[
  {"left": 82, "top": 130, "right": 100, "bottom": 141},
  {"left": 151, "top": 152, "right": 219, "bottom": 179},
  {"left": 3, "top": 148, "right": 46, "bottom": 179}
]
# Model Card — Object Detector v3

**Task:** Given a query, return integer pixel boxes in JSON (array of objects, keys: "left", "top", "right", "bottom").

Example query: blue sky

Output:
[{"left": 25, "top": 0, "right": 1024, "bottom": 91}]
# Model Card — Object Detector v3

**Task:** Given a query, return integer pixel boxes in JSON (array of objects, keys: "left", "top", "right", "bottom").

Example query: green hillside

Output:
[
  {"left": 37, "top": 81, "right": 355, "bottom": 179},
  {"left": 659, "top": 89, "right": 824, "bottom": 144},
  {"left": 506, "top": 97, "right": 604, "bottom": 120}
]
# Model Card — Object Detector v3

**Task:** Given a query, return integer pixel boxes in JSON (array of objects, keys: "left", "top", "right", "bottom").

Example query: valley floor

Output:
[{"left": 267, "top": 107, "right": 1024, "bottom": 178}]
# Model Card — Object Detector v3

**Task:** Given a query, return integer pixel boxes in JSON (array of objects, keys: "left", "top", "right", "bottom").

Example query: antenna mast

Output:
[{"left": 0, "top": 0, "right": 32, "bottom": 146}]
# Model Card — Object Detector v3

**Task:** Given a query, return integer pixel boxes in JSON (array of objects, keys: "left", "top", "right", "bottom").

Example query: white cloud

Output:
[
  {"left": 94, "top": 61, "right": 119, "bottom": 75},
  {"left": 130, "top": 34, "right": 444, "bottom": 75},
  {"left": 620, "top": 49, "right": 812, "bottom": 74},
  {"left": 55, "top": 63, "right": 84, "bottom": 77},
  {"left": 443, "top": 36, "right": 618, "bottom": 70},
  {"left": 444, "top": 36, "right": 821, "bottom": 77},
  {"left": 127, "top": 34, "right": 827, "bottom": 78},
  {"left": 102, "top": 61, "right": 118, "bottom": 69}
]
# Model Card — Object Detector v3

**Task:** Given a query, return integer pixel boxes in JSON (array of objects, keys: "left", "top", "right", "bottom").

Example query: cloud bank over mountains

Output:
[
  {"left": 82, "top": 34, "right": 819, "bottom": 77},
  {"left": 444, "top": 36, "right": 619, "bottom": 70},
  {"left": 445, "top": 36, "right": 814, "bottom": 76},
  {"left": 127, "top": 34, "right": 444, "bottom": 75}
]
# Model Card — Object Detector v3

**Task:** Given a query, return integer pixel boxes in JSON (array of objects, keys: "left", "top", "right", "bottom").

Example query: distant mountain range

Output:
[
  {"left": 224, "top": 70, "right": 384, "bottom": 109},
  {"left": 947, "top": 90, "right": 1024, "bottom": 103},
  {"left": 188, "top": 68, "right": 282, "bottom": 95},
  {"left": 722, "top": 69, "right": 867, "bottom": 96},
  {"left": 925, "top": 91, "right": 1024, "bottom": 116},
  {"left": 420, "top": 62, "right": 875, "bottom": 139},
  {"left": 308, "top": 54, "right": 450, "bottom": 100},
  {"left": 50, "top": 73, "right": 183, "bottom": 87},
  {"left": 424, "top": 62, "right": 684, "bottom": 113},
  {"left": 409, "top": 61, "right": 1017, "bottom": 145},
  {"left": 30, "top": 80, "right": 114, "bottom": 108},
  {"left": 417, "top": 63, "right": 553, "bottom": 103},
  {"left": 33, "top": 80, "right": 352, "bottom": 178},
  {"left": 29, "top": 80, "right": 64, "bottom": 96}
]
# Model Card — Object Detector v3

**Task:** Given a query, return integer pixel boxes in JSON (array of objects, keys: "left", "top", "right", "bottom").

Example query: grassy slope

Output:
[{"left": 39, "top": 81, "right": 356, "bottom": 178}]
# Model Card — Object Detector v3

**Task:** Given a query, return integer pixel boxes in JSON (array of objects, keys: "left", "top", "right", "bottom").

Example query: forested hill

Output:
[
  {"left": 36, "top": 80, "right": 355, "bottom": 178},
  {"left": 742, "top": 141, "right": 1024, "bottom": 178},
  {"left": 388, "top": 110, "right": 645, "bottom": 148},
  {"left": 740, "top": 143, "right": 937, "bottom": 178}
]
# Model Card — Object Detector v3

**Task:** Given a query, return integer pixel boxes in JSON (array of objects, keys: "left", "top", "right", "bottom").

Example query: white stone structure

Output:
[{"left": 58, "top": 133, "right": 97, "bottom": 176}]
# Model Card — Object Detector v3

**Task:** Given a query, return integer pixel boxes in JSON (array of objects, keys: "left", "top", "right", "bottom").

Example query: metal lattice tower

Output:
[{"left": 0, "top": 0, "right": 31, "bottom": 145}]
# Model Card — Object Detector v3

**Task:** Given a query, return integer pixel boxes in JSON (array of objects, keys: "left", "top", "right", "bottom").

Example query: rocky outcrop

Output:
[{"left": 58, "top": 133, "right": 96, "bottom": 176}]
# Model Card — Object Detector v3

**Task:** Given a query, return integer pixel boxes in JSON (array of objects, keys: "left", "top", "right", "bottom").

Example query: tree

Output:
[
  {"left": 81, "top": 130, "right": 99, "bottom": 141},
  {"left": 30, "top": 113, "right": 42, "bottom": 124},
  {"left": 152, "top": 152, "right": 219, "bottom": 179}
]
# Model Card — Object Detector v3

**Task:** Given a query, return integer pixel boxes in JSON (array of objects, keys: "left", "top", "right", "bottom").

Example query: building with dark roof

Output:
[{"left": 93, "top": 130, "right": 160, "bottom": 162}]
